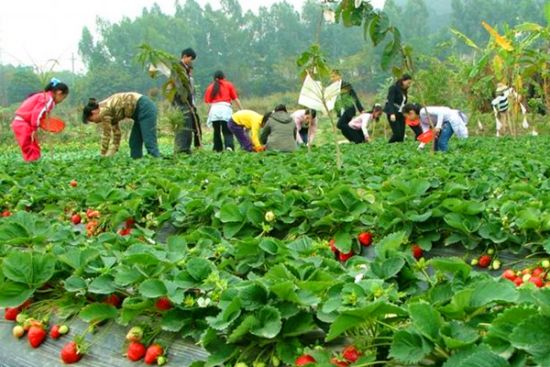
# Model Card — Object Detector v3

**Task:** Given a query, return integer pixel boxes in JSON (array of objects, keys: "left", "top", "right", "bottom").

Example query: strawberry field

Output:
[{"left": 1, "top": 137, "right": 550, "bottom": 367}]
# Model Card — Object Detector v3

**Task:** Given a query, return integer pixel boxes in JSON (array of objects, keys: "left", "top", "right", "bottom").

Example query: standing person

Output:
[
  {"left": 82, "top": 92, "right": 160, "bottom": 159},
  {"left": 227, "top": 110, "right": 265, "bottom": 152},
  {"left": 343, "top": 104, "right": 384, "bottom": 144},
  {"left": 291, "top": 109, "right": 317, "bottom": 147},
  {"left": 204, "top": 71, "right": 242, "bottom": 152},
  {"left": 403, "top": 103, "right": 468, "bottom": 152},
  {"left": 260, "top": 105, "right": 297, "bottom": 152},
  {"left": 384, "top": 74, "right": 421, "bottom": 143},
  {"left": 331, "top": 70, "right": 365, "bottom": 141},
  {"left": 173, "top": 48, "right": 200, "bottom": 154},
  {"left": 12, "top": 78, "right": 69, "bottom": 162}
]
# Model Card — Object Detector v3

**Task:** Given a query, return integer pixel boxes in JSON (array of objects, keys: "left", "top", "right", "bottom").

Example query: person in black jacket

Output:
[
  {"left": 331, "top": 70, "right": 364, "bottom": 141},
  {"left": 173, "top": 48, "right": 201, "bottom": 154},
  {"left": 384, "top": 74, "right": 421, "bottom": 143}
]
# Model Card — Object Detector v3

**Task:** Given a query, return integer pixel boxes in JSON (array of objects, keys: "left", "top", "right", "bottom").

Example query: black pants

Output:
[
  {"left": 345, "top": 128, "right": 365, "bottom": 144},
  {"left": 174, "top": 107, "right": 200, "bottom": 154},
  {"left": 212, "top": 120, "right": 234, "bottom": 152},
  {"left": 194, "top": 118, "right": 202, "bottom": 148},
  {"left": 387, "top": 113, "right": 423, "bottom": 143},
  {"left": 337, "top": 107, "right": 358, "bottom": 142}
]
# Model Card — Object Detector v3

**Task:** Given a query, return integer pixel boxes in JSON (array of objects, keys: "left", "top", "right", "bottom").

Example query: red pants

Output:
[{"left": 12, "top": 119, "right": 41, "bottom": 162}]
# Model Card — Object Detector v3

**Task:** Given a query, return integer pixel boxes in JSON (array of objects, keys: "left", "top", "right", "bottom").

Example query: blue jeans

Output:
[
  {"left": 435, "top": 121, "right": 454, "bottom": 152},
  {"left": 299, "top": 130, "right": 308, "bottom": 144}
]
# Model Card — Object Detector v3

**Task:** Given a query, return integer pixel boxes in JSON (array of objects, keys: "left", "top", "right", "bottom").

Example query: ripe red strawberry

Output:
[
  {"left": 127, "top": 341, "right": 147, "bottom": 361},
  {"left": 71, "top": 214, "right": 81, "bottom": 225},
  {"left": 60, "top": 341, "right": 82, "bottom": 364},
  {"left": 295, "top": 354, "right": 316, "bottom": 366},
  {"left": 529, "top": 276, "right": 544, "bottom": 288},
  {"left": 342, "top": 345, "right": 361, "bottom": 363},
  {"left": 28, "top": 325, "right": 47, "bottom": 348},
  {"left": 358, "top": 232, "right": 373, "bottom": 247},
  {"left": 119, "top": 227, "right": 132, "bottom": 236},
  {"left": 4, "top": 307, "right": 20, "bottom": 321},
  {"left": 329, "top": 239, "right": 338, "bottom": 253},
  {"left": 144, "top": 344, "right": 164, "bottom": 364},
  {"left": 155, "top": 297, "right": 172, "bottom": 311},
  {"left": 125, "top": 218, "right": 136, "bottom": 228},
  {"left": 339, "top": 251, "right": 353, "bottom": 262},
  {"left": 2, "top": 210, "right": 11, "bottom": 217},
  {"left": 50, "top": 324, "right": 62, "bottom": 339},
  {"left": 69, "top": 180, "right": 78, "bottom": 187},
  {"left": 514, "top": 277, "right": 524, "bottom": 287},
  {"left": 502, "top": 269, "right": 516, "bottom": 281},
  {"left": 478, "top": 255, "right": 491, "bottom": 268},
  {"left": 105, "top": 294, "right": 122, "bottom": 308},
  {"left": 532, "top": 267, "right": 545, "bottom": 278},
  {"left": 331, "top": 357, "right": 349, "bottom": 367},
  {"left": 412, "top": 245, "right": 423, "bottom": 260}
]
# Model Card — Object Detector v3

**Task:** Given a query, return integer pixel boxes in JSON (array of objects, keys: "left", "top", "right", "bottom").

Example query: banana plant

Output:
[{"left": 452, "top": 18, "right": 550, "bottom": 131}]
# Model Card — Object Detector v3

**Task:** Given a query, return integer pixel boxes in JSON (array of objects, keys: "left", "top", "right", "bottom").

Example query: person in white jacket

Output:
[{"left": 403, "top": 104, "right": 468, "bottom": 152}]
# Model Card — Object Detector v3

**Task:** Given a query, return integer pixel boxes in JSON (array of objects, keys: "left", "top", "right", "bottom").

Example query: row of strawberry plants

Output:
[
  {"left": 0, "top": 137, "right": 549, "bottom": 365},
  {"left": 2, "top": 222, "right": 550, "bottom": 366}
]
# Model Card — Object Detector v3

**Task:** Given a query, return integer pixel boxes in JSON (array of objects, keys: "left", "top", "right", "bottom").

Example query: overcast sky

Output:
[{"left": 0, "top": 0, "right": 384, "bottom": 73}]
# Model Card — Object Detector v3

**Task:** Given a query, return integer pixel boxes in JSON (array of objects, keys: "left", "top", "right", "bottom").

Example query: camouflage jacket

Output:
[{"left": 98, "top": 92, "right": 142, "bottom": 155}]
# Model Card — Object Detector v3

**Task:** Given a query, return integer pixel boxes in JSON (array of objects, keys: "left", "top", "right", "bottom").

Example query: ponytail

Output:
[
  {"left": 82, "top": 98, "right": 99, "bottom": 124},
  {"left": 44, "top": 77, "right": 69, "bottom": 95},
  {"left": 210, "top": 70, "right": 225, "bottom": 100}
]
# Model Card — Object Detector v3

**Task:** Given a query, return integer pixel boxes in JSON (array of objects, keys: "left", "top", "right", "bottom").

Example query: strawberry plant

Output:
[{"left": 0, "top": 138, "right": 549, "bottom": 365}]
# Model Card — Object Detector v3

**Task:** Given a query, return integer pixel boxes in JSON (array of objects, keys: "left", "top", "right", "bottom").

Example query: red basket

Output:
[
  {"left": 40, "top": 117, "right": 65, "bottom": 133},
  {"left": 417, "top": 130, "right": 435, "bottom": 144}
]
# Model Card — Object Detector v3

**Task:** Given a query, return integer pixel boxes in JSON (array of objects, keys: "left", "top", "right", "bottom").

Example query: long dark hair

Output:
[
  {"left": 82, "top": 98, "right": 99, "bottom": 124},
  {"left": 397, "top": 74, "right": 412, "bottom": 92},
  {"left": 210, "top": 71, "right": 225, "bottom": 100}
]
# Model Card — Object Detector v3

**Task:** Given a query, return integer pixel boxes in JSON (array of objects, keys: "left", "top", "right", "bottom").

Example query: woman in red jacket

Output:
[
  {"left": 204, "top": 71, "right": 242, "bottom": 152},
  {"left": 12, "top": 78, "right": 69, "bottom": 161}
]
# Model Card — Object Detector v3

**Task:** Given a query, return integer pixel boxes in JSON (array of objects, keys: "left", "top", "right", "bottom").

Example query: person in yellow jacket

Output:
[{"left": 227, "top": 110, "right": 266, "bottom": 152}]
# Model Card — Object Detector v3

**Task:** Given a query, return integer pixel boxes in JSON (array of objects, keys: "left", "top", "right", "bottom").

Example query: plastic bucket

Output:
[{"left": 417, "top": 130, "right": 434, "bottom": 143}]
